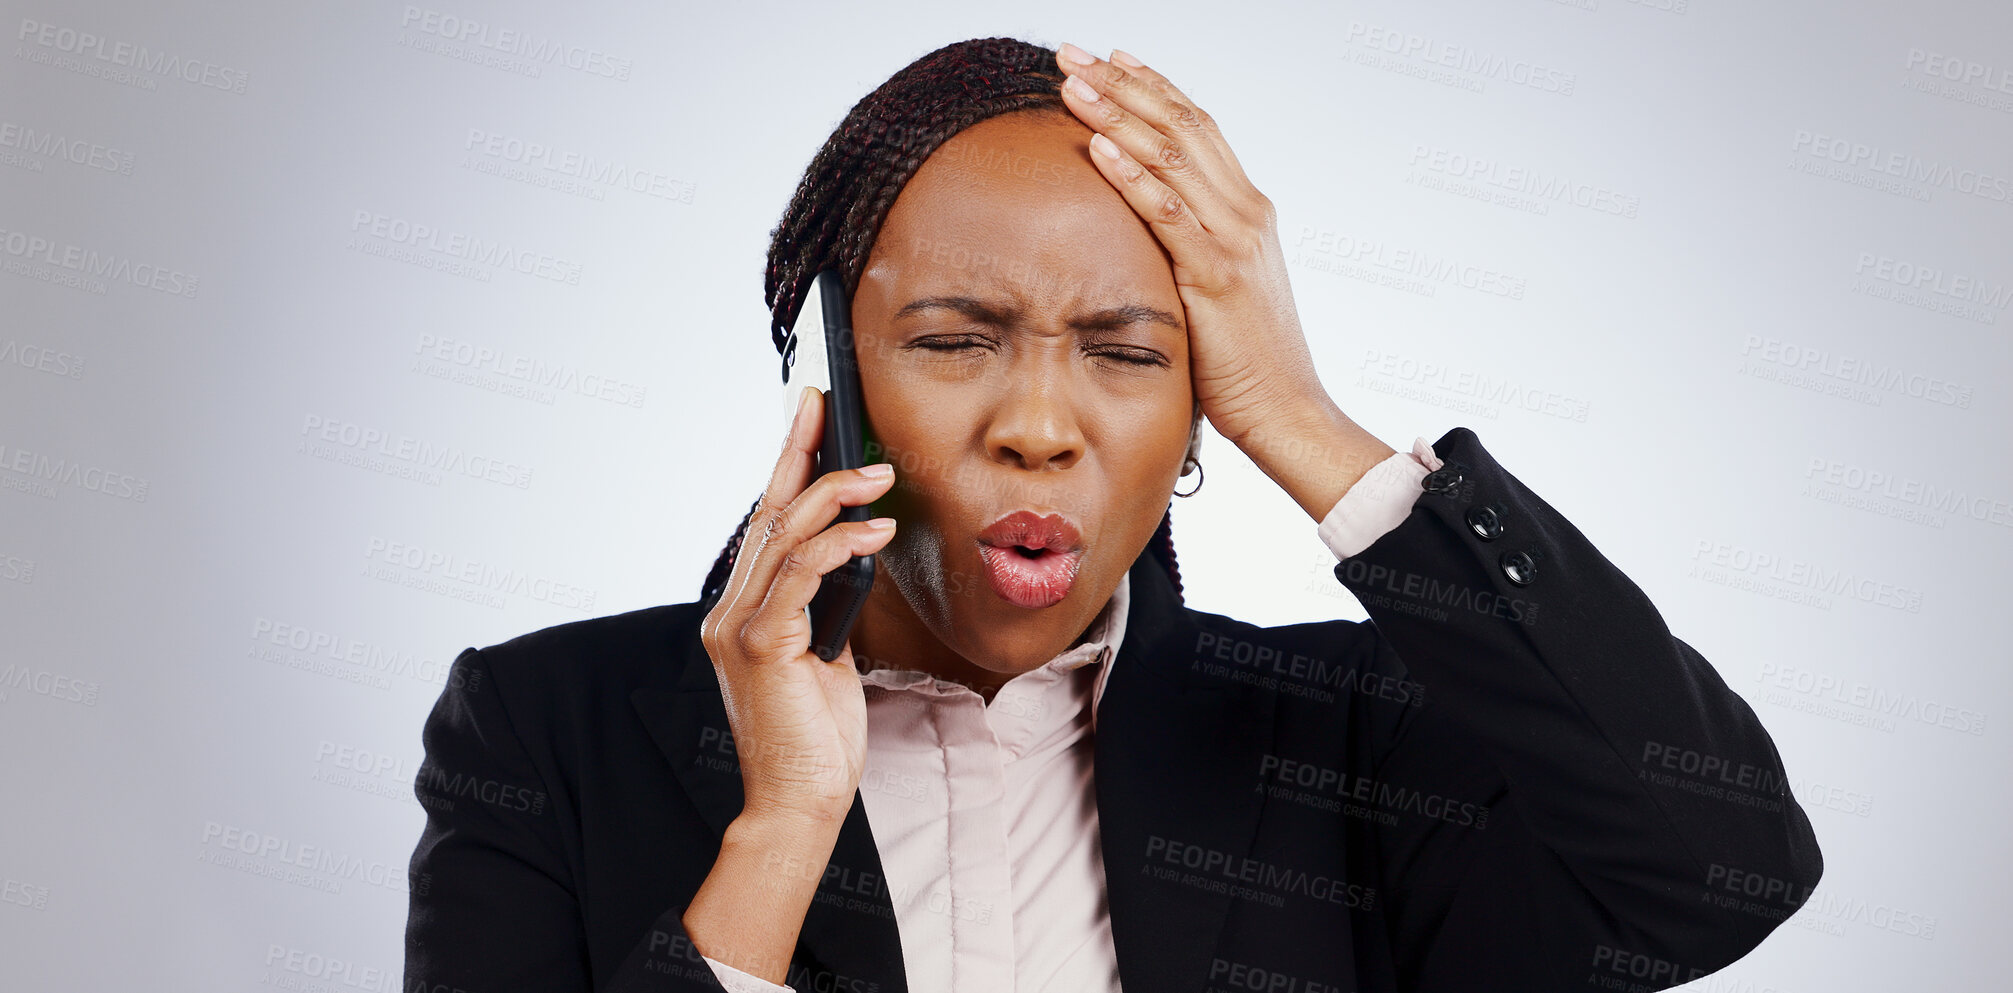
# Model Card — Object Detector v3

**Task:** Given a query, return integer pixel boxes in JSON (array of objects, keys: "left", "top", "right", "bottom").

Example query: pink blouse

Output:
[{"left": 703, "top": 439, "right": 1442, "bottom": 992}]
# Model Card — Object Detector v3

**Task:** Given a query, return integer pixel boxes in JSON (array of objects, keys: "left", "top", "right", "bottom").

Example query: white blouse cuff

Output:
[
  {"left": 1315, "top": 436, "right": 1440, "bottom": 560},
  {"left": 703, "top": 953, "right": 797, "bottom": 993}
]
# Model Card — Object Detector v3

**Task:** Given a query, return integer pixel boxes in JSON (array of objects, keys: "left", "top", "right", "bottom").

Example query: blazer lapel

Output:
[
  {"left": 1096, "top": 550, "right": 1280, "bottom": 993},
  {"left": 631, "top": 637, "right": 909, "bottom": 993},
  {"left": 629, "top": 544, "right": 1274, "bottom": 993}
]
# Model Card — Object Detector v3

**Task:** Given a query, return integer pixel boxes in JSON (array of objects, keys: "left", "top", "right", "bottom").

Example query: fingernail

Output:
[
  {"left": 1090, "top": 133, "right": 1120, "bottom": 161},
  {"left": 1058, "top": 42, "right": 1097, "bottom": 66},
  {"left": 866, "top": 517, "right": 896, "bottom": 529},
  {"left": 797, "top": 385, "right": 816, "bottom": 419},
  {"left": 1111, "top": 48, "right": 1144, "bottom": 68},
  {"left": 861, "top": 463, "right": 893, "bottom": 477},
  {"left": 1065, "top": 74, "right": 1099, "bottom": 103}
]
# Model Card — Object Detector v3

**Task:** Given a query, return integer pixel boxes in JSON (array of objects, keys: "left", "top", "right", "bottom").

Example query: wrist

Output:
[
  {"left": 726, "top": 807, "right": 848, "bottom": 862},
  {"left": 1237, "top": 399, "right": 1395, "bottom": 521},
  {"left": 683, "top": 812, "right": 845, "bottom": 987}
]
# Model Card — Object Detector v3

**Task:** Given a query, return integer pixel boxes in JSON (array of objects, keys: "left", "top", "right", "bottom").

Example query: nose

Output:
[{"left": 984, "top": 372, "right": 1085, "bottom": 473}]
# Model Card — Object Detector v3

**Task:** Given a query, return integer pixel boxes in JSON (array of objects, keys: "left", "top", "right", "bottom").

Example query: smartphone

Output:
[{"left": 780, "top": 268, "right": 876, "bottom": 662}]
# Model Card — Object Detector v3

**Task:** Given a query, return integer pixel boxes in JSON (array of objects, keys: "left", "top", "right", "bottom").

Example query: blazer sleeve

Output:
[
  {"left": 1322, "top": 427, "right": 1824, "bottom": 993},
  {"left": 404, "top": 646, "right": 738, "bottom": 992}
]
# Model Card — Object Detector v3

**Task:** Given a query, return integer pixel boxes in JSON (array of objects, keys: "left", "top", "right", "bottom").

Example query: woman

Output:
[{"left": 403, "top": 37, "right": 1822, "bottom": 993}]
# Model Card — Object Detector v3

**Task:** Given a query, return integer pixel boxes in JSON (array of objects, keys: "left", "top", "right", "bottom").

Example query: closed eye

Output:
[
  {"left": 1094, "top": 348, "right": 1168, "bottom": 368},
  {"left": 911, "top": 335, "right": 994, "bottom": 354},
  {"left": 911, "top": 336, "right": 1167, "bottom": 367}
]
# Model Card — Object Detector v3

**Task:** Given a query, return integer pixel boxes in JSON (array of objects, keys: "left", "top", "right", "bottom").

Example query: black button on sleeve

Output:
[
  {"left": 1499, "top": 548, "right": 1539, "bottom": 586},
  {"left": 1465, "top": 502, "right": 1506, "bottom": 541},
  {"left": 1422, "top": 462, "right": 1467, "bottom": 495}
]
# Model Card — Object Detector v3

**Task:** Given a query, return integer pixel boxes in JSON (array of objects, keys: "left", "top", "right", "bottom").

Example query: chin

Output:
[{"left": 882, "top": 520, "right": 1101, "bottom": 670}]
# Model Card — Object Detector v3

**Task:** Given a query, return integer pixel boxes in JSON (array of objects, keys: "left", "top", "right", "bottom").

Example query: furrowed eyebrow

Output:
[
  {"left": 892, "top": 295, "right": 1182, "bottom": 334},
  {"left": 892, "top": 295, "right": 1015, "bottom": 326},
  {"left": 1069, "top": 303, "right": 1183, "bottom": 333}
]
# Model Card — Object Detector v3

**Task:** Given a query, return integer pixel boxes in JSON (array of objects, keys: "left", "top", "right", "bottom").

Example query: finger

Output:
[
  {"left": 1058, "top": 45, "right": 1231, "bottom": 173},
  {"left": 729, "top": 461, "right": 898, "bottom": 634},
  {"left": 1058, "top": 67, "right": 1241, "bottom": 235},
  {"left": 767, "top": 385, "right": 824, "bottom": 507},
  {"left": 1054, "top": 47, "right": 1254, "bottom": 231},
  {"left": 1080, "top": 130, "right": 1227, "bottom": 292},
  {"left": 1106, "top": 49, "right": 1255, "bottom": 187},
  {"left": 716, "top": 386, "right": 824, "bottom": 623},
  {"left": 744, "top": 518, "right": 897, "bottom": 666}
]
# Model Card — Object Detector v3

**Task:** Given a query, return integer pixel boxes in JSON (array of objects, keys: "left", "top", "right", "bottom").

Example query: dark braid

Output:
[
  {"left": 761, "top": 36, "right": 1073, "bottom": 354},
  {"left": 1148, "top": 505, "right": 1184, "bottom": 604},
  {"left": 698, "top": 493, "right": 763, "bottom": 607},
  {"left": 700, "top": 36, "right": 1187, "bottom": 608}
]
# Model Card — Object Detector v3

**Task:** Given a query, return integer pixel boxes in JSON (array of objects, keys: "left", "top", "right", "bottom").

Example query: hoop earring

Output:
[{"left": 1173, "top": 459, "right": 1204, "bottom": 498}]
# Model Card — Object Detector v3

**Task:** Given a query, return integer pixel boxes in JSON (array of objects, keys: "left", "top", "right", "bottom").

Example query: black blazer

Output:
[{"left": 404, "top": 426, "right": 1823, "bottom": 993}]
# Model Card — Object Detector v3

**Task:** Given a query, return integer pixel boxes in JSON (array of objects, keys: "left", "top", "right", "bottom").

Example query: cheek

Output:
[
  {"left": 861, "top": 374, "right": 950, "bottom": 474},
  {"left": 874, "top": 513, "right": 982, "bottom": 623},
  {"left": 869, "top": 442, "right": 956, "bottom": 528}
]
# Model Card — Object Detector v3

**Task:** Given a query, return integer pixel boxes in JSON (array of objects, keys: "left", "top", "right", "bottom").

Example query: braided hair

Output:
[{"left": 699, "top": 36, "right": 1187, "bottom": 608}]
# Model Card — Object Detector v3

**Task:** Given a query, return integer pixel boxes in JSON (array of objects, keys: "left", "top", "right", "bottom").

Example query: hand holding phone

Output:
[
  {"left": 779, "top": 268, "right": 878, "bottom": 662},
  {"left": 685, "top": 383, "right": 893, "bottom": 971}
]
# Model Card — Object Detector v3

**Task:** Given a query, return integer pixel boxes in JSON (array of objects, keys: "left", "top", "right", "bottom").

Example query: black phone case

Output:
[{"left": 804, "top": 270, "right": 875, "bottom": 662}]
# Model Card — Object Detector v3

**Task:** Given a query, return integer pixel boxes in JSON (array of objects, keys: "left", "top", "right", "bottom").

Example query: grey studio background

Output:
[{"left": 3, "top": 0, "right": 2008, "bottom": 989}]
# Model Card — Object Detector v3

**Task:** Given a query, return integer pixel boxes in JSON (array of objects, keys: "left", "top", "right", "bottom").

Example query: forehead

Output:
[{"left": 860, "top": 110, "right": 1174, "bottom": 305}]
